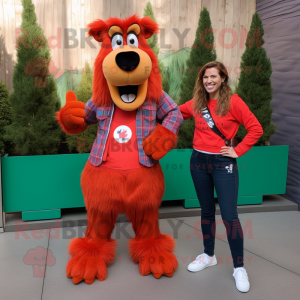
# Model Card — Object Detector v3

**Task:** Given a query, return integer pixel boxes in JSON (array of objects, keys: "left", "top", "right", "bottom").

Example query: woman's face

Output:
[{"left": 202, "top": 67, "right": 225, "bottom": 99}]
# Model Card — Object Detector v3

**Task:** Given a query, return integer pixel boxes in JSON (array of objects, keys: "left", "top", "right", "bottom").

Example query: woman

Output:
[{"left": 179, "top": 61, "right": 263, "bottom": 293}]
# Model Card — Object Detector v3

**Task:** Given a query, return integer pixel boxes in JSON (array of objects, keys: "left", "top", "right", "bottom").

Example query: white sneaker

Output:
[
  {"left": 233, "top": 267, "right": 250, "bottom": 292},
  {"left": 187, "top": 253, "right": 217, "bottom": 272}
]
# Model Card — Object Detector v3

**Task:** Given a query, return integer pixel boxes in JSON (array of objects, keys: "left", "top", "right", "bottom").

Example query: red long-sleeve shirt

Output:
[{"left": 179, "top": 94, "right": 263, "bottom": 157}]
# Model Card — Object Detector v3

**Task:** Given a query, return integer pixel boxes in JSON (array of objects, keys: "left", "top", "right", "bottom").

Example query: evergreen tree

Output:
[
  {"left": 67, "top": 62, "right": 97, "bottom": 153},
  {"left": 143, "top": 2, "right": 170, "bottom": 93},
  {"left": 160, "top": 48, "right": 192, "bottom": 103},
  {"left": 177, "top": 7, "right": 217, "bottom": 148},
  {"left": 0, "top": 82, "right": 14, "bottom": 156},
  {"left": 4, "top": 0, "right": 62, "bottom": 155},
  {"left": 236, "top": 12, "right": 275, "bottom": 145}
]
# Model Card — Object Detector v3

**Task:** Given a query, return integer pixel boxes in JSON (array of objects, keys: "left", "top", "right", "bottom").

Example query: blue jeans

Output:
[{"left": 190, "top": 149, "right": 244, "bottom": 268}]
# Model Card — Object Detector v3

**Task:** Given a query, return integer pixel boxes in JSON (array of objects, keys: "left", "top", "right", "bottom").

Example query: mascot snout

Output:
[
  {"left": 115, "top": 51, "right": 140, "bottom": 71},
  {"left": 103, "top": 45, "right": 152, "bottom": 111}
]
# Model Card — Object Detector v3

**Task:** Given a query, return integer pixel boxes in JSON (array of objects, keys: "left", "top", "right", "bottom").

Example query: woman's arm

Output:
[
  {"left": 231, "top": 96, "right": 263, "bottom": 157},
  {"left": 178, "top": 100, "right": 194, "bottom": 120}
]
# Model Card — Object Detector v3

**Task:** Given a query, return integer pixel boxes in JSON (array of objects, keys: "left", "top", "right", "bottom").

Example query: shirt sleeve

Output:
[
  {"left": 156, "top": 91, "right": 184, "bottom": 135},
  {"left": 231, "top": 96, "right": 263, "bottom": 157},
  {"left": 84, "top": 98, "right": 98, "bottom": 125},
  {"left": 179, "top": 100, "right": 194, "bottom": 120}
]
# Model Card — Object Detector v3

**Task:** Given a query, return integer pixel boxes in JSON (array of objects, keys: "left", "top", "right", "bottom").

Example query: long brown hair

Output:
[{"left": 192, "top": 61, "right": 232, "bottom": 116}]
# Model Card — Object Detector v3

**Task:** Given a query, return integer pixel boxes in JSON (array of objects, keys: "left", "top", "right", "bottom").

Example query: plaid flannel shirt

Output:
[{"left": 84, "top": 91, "right": 183, "bottom": 167}]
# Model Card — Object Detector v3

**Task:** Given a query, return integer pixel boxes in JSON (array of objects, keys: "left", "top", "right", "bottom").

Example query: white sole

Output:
[
  {"left": 187, "top": 261, "right": 217, "bottom": 272},
  {"left": 236, "top": 283, "right": 250, "bottom": 293}
]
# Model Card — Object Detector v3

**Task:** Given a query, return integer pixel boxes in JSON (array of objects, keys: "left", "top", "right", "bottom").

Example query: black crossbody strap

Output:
[{"left": 201, "top": 106, "right": 226, "bottom": 139}]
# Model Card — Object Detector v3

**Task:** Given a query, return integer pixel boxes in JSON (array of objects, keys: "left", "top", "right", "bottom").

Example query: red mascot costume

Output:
[{"left": 57, "top": 15, "right": 183, "bottom": 284}]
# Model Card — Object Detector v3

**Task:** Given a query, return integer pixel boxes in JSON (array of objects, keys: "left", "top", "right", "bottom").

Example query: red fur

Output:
[
  {"left": 143, "top": 124, "right": 178, "bottom": 160},
  {"left": 80, "top": 162, "right": 165, "bottom": 213},
  {"left": 56, "top": 91, "right": 88, "bottom": 134},
  {"left": 65, "top": 16, "right": 179, "bottom": 283},
  {"left": 139, "top": 16, "right": 159, "bottom": 39},
  {"left": 87, "top": 19, "right": 108, "bottom": 42},
  {"left": 127, "top": 207, "right": 178, "bottom": 278},
  {"left": 87, "top": 15, "right": 162, "bottom": 107},
  {"left": 66, "top": 238, "right": 116, "bottom": 284},
  {"left": 139, "top": 251, "right": 178, "bottom": 278},
  {"left": 66, "top": 209, "right": 118, "bottom": 284},
  {"left": 68, "top": 238, "right": 116, "bottom": 265},
  {"left": 67, "top": 162, "right": 178, "bottom": 282},
  {"left": 129, "top": 235, "right": 175, "bottom": 259},
  {"left": 56, "top": 110, "right": 87, "bottom": 135}
]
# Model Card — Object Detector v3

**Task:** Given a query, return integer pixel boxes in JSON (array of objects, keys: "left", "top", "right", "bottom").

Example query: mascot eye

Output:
[
  {"left": 127, "top": 33, "right": 138, "bottom": 48},
  {"left": 111, "top": 34, "right": 123, "bottom": 50}
]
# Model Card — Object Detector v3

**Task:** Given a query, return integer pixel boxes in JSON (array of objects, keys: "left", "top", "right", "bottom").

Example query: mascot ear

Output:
[
  {"left": 140, "top": 17, "right": 159, "bottom": 39},
  {"left": 87, "top": 19, "right": 108, "bottom": 43}
]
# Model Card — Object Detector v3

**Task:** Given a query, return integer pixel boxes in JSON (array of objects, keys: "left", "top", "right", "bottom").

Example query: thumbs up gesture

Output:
[{"left": 56, "top": 91, "right": 88, "bottom": 134}]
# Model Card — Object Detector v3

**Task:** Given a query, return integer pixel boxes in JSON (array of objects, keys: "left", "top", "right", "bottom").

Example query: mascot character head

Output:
[{"left": 88, "top": 14, "right": 162, "bottom": 111}]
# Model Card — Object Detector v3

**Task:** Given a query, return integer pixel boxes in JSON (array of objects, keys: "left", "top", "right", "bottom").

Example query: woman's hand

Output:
[{"left": 220, "top": 146, "right": 238, "bottom": 158}]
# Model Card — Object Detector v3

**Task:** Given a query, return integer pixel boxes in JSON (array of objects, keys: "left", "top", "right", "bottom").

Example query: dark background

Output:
[{"left": 256, "top": 0, "right": 300, "bottom": 207}]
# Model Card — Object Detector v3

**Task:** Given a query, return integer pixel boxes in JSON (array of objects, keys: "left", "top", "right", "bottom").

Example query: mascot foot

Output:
[
  {"left": 66, "top": 255, "right": 108, "bottom": 284},
  {"left": 66, "top": 237, "right": 116, "bottom": 284},
  {"left": 139, "top": 250, "right": 178, "bottom": 278},
  {"left": 129, "top": 234, "right": 179, "bottom": 278}
]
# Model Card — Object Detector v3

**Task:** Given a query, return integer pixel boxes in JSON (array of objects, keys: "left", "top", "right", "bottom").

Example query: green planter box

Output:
[
  {"left": 1, "top": 145, "right": 289, "bottom": 220},
  {"left": 160, "top": 146, "right": 289, "bottom": 208}
]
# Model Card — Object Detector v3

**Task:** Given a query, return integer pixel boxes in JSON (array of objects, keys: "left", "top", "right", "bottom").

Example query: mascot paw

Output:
[
  {"left": 66, "top": 237, "right": 116, "bottom": 284},
  {"left": 66, "top": 255, "right": 108, "bottom": 284},
  {"left": 138, "top": 251, "right": 178, "bottom": 279},
  {"left": 143, "top": 124, "right": 178, "bottom": 160},
  {"left": 129, "top": 234, "right": 178, "bottom": 278},
  {"left": 56, "top": 91, "right": 88, "bottom": 134}
]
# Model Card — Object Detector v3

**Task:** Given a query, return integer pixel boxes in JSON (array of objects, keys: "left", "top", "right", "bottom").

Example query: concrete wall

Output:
[{"left": 256, "top": 0, "right": 300, "bottom": 206}]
